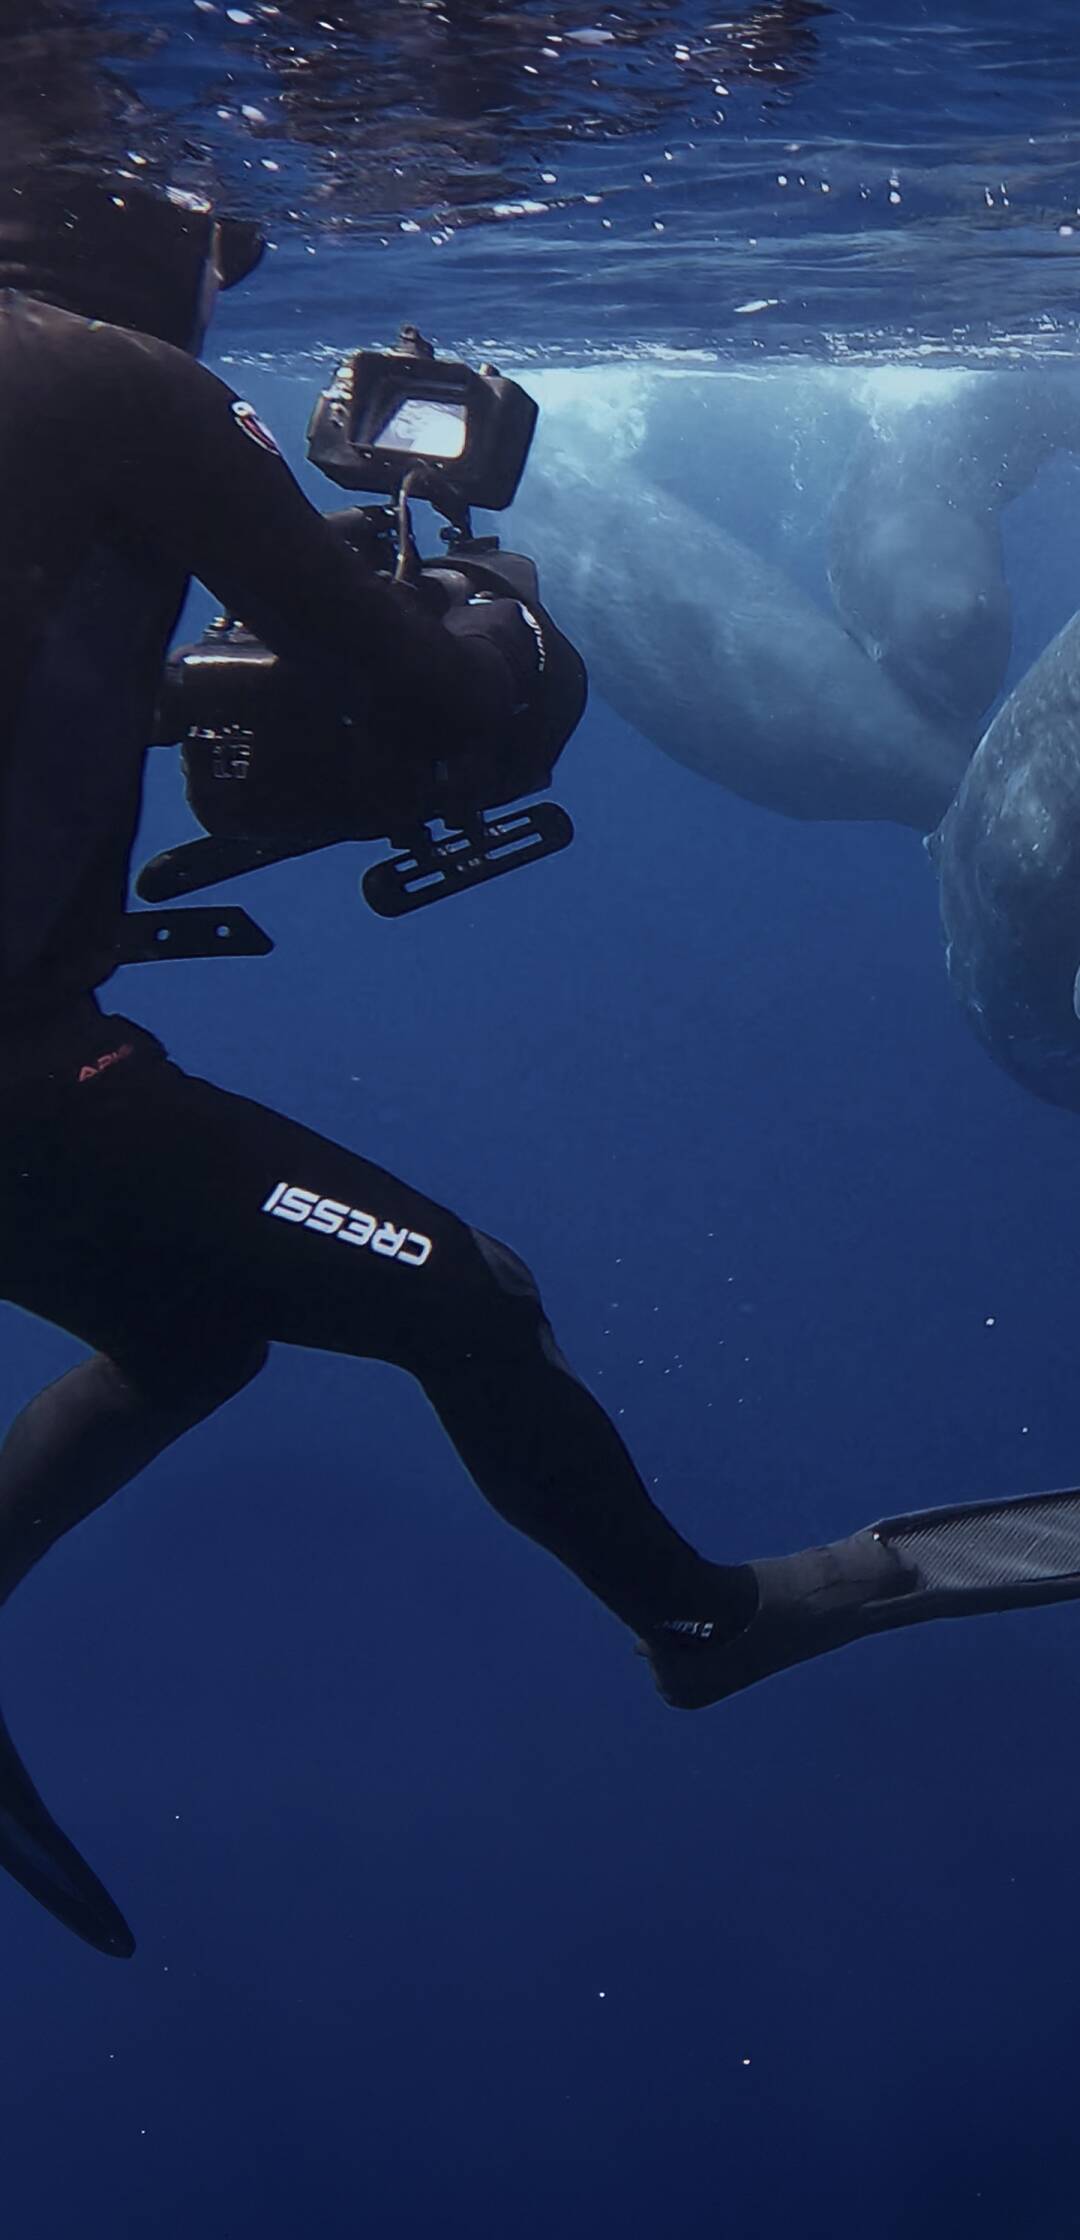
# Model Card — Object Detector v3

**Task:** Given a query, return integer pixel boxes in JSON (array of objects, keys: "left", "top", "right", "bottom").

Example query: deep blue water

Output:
[{"left": 6, "top": 4, "right": 1080, "bottom": 2235}]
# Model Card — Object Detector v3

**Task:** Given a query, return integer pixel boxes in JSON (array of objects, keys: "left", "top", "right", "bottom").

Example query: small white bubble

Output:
[{"left": 985, "top": 1316, "right": 996, "bottom": 1328}]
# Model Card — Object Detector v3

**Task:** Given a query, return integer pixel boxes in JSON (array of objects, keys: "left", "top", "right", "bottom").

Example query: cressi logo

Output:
[{"left": 262, "top": 1181, "right": 433, "bottom": 1268}]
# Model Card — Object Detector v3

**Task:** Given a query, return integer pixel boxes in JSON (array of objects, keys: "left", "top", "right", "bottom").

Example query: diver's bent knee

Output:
[{"left": 118, "top": 1335, "right": 269, "bottom": 1414}]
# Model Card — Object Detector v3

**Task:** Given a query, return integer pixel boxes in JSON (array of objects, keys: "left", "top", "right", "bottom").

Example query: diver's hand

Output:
[{"left": 442, "top": 594, "right": 544, "bottom": 735}]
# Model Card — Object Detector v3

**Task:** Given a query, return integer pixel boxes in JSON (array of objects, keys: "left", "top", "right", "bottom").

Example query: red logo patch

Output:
[
  {"left": 231, "top": 400, "right": 283, "bottom": 457},
  {"left": 77, "top": 1044, "right": 133, "bottom": 1085}
]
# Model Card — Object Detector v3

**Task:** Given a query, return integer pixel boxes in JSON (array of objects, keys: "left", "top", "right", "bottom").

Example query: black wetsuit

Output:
[{"left": 0, "top": 287, "right": 746, "bottom": 1642}]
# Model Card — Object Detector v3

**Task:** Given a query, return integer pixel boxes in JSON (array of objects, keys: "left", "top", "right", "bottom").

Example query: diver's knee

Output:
[{"left": 120, "top": 1334, "right": 269, "bottom": 1415}]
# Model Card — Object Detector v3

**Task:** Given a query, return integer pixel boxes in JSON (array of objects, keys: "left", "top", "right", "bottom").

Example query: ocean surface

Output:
[{"left": 5, "top": 4, "right": 1080, "bottom": 2234}]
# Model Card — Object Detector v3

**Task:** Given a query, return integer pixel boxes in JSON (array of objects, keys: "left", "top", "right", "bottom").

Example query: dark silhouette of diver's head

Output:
[{"left": 0, "top": 167, "right": 265, "bottom": 352}]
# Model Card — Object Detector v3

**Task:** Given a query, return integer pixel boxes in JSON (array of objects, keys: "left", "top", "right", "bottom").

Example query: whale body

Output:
[
  {"left": 934, "top": 606, "right": 1080, "bottom": 1111},
  {"left": 509, "top": 458, "right": 972, "bottom": 830},
  {"left": 828, "top": 372, "right": 1080, "bottom": 732}
]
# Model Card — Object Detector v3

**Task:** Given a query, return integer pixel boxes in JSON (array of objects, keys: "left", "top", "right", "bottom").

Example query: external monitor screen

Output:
[{"left": 373, "top": 397, "right": 468, "bottom": 459}]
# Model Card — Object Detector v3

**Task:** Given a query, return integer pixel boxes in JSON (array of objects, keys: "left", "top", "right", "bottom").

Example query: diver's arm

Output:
[{"left": 110, "top": 340, "right": 506, "bottom": 743}]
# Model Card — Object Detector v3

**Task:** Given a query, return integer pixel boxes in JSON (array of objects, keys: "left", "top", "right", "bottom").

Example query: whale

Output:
[
  {"left": 828, "top": 372, "right": 1080, "bottom": 733},
  {"left": 830, "top": 487, "right": 1010, "bottom": 732},
  {"left": 933, "top": 604, "right": 1080, "bottom": 1112},
  {"left": 507, "top": 455, "right": 972, "bottom": 830}
]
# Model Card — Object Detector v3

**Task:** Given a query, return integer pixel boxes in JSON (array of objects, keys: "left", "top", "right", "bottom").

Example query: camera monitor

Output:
[{"left": 306, "top": 329, "right": 537, "bottom": 511}]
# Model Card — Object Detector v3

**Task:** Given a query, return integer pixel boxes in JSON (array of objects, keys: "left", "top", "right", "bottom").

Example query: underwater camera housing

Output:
[
  {"left": 132, "top": 329, "right": 582, "bottom": 960},
  {"left": 307, "top": 323, "right": 538, "bottom": 513}
]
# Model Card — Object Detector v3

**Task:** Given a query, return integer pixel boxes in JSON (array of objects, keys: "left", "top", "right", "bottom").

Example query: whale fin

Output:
[
  {"left": 0, "top": 1706, "right": 135, "bottom": 1957},
  {"left": 1072, "top": 964, "right": 1080, "bottom": 1023}
]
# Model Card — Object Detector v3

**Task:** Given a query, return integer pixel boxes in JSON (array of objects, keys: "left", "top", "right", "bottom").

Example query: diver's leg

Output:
[
  {"left": 0, "top": 1344, "right": 267, "bottom": 1608},
  {"left": 413, "top": 1236, "right": 757, "bottom": 1641},
  {"left": 4, "top": 1042, "right": 751, "bottom": 1646}
]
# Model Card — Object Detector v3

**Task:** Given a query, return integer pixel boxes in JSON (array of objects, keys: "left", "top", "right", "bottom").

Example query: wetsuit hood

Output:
[{"left": 0, "top": 170, "right": 266, "bottom": 351}]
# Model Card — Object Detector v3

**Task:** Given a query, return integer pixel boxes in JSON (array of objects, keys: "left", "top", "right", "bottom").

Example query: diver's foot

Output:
[
  {"left": 639, "top": 1562, "right": 760, "bottom": 1709},
  {"left": 641, "top": 1533, "right": 916, "bottom": 1711}
]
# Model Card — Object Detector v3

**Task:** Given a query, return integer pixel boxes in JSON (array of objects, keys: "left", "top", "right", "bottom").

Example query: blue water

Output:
[{"left": 6, "top": 4, "right": 1080, "bottom": 2234}]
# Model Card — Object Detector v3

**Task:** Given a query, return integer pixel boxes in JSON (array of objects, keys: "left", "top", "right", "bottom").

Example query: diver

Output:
[{"left": 1, "top": 164, "right": 1079, "bottom": 1961}]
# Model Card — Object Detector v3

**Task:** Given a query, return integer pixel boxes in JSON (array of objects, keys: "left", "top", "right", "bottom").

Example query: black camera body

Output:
[{"left": 134, "top": 333, "right": 582, "bottom": 943}]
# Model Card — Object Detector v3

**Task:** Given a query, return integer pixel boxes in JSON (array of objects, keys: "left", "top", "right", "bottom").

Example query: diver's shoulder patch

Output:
[{"left": 231, "top": 399, "right": 282, "bottom": 456}]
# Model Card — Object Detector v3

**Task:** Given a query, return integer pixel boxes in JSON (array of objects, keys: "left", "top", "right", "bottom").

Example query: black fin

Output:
[
  {"left": 646, "top": 1482, "right": 1080, "bottom": 1711},
  {"left": 0, "top": 1709, "right": 135, "bottom": 1957}
]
